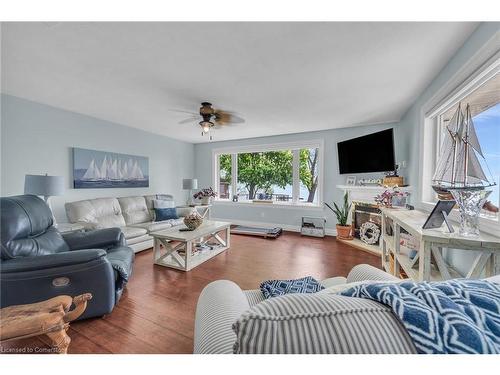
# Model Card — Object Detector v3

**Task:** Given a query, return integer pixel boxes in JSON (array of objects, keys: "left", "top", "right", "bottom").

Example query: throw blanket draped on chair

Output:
[{"left": 341, "top": 279, "right": 500, "bottom": 354}]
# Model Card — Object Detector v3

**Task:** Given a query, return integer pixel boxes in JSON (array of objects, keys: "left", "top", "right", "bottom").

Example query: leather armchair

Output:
[{"left": 0, "top": 195, "right": 135, "bottom": 319}]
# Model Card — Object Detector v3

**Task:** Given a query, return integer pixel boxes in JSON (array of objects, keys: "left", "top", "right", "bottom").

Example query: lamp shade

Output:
[
  {"left": 24, "top": 174, "right": 65, "bottom": 197},
  {"left": 182, "top": 178, "right": 198, "bottom": 190}
]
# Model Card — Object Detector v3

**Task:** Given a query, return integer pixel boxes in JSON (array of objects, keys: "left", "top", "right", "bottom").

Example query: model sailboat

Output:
[
  {"left": 432, "top": 103, "right": 496, "bottom": 236},
  {"left": 433, "top": 103, "right": 495, "bottom": 193}
]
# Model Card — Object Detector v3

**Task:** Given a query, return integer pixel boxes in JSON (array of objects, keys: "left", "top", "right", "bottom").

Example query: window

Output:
[
  {"left": 236, "top": 150, "right": 293, "bottom": 202},
  {"left": 213, "top": 141, "right": 323, "bottom": 206},
  {"left": 299, "top": 148, "right": 320, "bottom": 204},
  {"left": 422, "top": 59, "right": 499, "bottom": 227},
  {"left": 218, "top": 154, "right": 232, "bottom": 199}
]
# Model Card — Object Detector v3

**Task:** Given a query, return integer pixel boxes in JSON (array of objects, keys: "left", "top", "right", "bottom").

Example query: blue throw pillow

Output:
[
  {"left": 260, "top": 276, "right": 324, "bottom": 299},
  {"left": 155, "top": 207, "right": 178, "bottom": 221}
]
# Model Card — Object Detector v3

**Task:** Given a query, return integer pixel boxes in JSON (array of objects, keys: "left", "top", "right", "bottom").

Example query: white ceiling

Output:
[{"left": 1, "top": 22, "right": 478, "bottom": 143}]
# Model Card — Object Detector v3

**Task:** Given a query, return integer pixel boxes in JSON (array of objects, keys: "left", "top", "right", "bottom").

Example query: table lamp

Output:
[
  {"left": 24, "top": 174, "right": 65, "bottom": 224},
  {"left": 182, "top": 178, "right": 198, "bottom": 206}
]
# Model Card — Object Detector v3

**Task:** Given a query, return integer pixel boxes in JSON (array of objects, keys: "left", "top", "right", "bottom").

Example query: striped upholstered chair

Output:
[{"left": 194, "top": 264, "right": 418, "bottom": 354}]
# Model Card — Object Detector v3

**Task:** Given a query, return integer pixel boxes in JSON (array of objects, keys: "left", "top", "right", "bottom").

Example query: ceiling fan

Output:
[{"left": 172, "top": 102, "right": 245, "bottom": 140}]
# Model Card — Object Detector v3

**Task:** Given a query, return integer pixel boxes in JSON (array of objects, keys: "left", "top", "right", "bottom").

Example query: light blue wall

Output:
[
  {"left": 400, "top": 22, "right": 499, "bottom": 191},
  {"left": 1, "top": 94, "right": 195, "bottom": 222},
  {"left": 399, "top": 22, "right": 500, "bottom": 275},
  {"left": 194, "top": 123, "right": 406, "bottom": 231}
]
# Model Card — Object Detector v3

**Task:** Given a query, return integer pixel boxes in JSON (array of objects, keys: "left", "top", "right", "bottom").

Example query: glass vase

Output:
[{"left": 449, "top": 189, "right": 491, "bottom": 237}]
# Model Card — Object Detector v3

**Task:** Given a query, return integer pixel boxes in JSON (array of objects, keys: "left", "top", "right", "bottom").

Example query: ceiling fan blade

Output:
[
  {"left": 213, "top": 123, "right": 234, "bottom": 129},
  {"left": 169, "top": 108, "right": 199, "bottom": 116},
  {"left": 214, "top": 111, "right": 245, "bottom": 124},
  {"left": 178, "top": 117, "right": 199, "bottom": 124}
]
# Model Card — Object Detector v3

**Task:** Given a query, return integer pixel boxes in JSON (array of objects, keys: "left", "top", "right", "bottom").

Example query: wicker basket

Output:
[
  {"left": 183, "top": 210, "right": 203, "bottom": 230},
  {"left": 388, "top": 253, "right": 408, "bottom": 279},
  {"left": 383, "top": 176, "right": 404, "bottom": 187}
]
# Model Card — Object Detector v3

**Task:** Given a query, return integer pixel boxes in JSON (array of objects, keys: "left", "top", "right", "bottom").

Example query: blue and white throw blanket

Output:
[
  {"left": 341, "top": 279, "right": 500, "bottom": 354},
  {"left": 260, "top": 276, "right": 324, "bottom": 299}
]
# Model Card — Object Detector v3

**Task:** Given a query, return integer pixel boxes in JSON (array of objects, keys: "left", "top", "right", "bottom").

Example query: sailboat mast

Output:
[
  {"left": 463, "top": 105, "right": 470, "bottom": 186},
  {"left": 450, "top": 128, "right": 457, "bottom": 185},
  {"left": 450, "top": 103, "right": 461, "bottom": 186}
]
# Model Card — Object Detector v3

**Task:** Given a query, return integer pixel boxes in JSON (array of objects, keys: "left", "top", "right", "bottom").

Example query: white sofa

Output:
[{"left": 65, "top": 194, "right": 191, "bottom": 252}]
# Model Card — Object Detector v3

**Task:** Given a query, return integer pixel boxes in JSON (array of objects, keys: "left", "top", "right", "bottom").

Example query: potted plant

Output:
[
  {"left": 193, "top": 187, "right": 216, "bottom": 205},
  {"left": 325, "top": 192, "right": 352, "bottom": 240}
]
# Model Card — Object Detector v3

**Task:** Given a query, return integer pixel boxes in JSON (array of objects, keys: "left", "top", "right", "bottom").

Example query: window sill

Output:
[
  {"left": 420, "top": 200, "right": 499, "bottom": 237},
  {"left": 213, "top": 199, "right": 324, "bottom": 210}
]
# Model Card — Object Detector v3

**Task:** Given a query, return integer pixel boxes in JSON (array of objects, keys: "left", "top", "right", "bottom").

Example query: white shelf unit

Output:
[
  {"left": 381, "top": 208, "right": 500, "bottom": 281},
  {"left": 381, "top": 232, "right": 461, "bottom": 281}
]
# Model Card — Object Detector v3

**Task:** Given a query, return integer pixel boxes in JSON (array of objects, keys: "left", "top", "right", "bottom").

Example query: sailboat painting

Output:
[{"left": 73, "top": 148, "right": 149, "bottom": 189}]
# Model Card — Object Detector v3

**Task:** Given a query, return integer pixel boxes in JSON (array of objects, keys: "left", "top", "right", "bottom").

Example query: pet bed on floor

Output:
[{"left": 231, "top": 225, "right": 282, "bottom": 238}]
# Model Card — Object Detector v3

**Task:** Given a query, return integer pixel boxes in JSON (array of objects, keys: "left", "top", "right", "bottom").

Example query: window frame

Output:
[
  {"left": 419, "top": 51, "right": 500, "bottom": 235},
  {"left": 212, "top": 139, "right": 324, "bottom": 208}
]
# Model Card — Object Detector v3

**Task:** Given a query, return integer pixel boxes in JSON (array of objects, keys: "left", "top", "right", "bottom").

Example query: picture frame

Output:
[
  {"left": 346, "top": 176, "right": 356, "bottom": 186},
  {"left": 422, "top": 200, "right": 456, "bottom": 232},
  {"left": 73, "top": 147, "right": 149, "bottom": 189}
]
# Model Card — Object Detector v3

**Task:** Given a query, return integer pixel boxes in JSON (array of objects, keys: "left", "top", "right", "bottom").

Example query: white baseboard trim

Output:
[{"left": 212, "top": 217, "right": 337, "bottom": 237}]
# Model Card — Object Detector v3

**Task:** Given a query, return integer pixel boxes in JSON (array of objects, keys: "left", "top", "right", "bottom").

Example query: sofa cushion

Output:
[
  {"left": 129, "top": 221, "right": 171, "bottom": 232},
  {"left": 125, "top": 233, "right": 151, "bottom": 246},
  {"left": 120, "top": 226, "right": 148, "bottom": 239},
  {"left": 118, "top": 196, "right": 152, "bottom": 225},
  {"left": 65, "top": 198, "right": 126, "bottom": 229},
  {"left": 233, "top": 293, "right": 417, "bottom": 354}
]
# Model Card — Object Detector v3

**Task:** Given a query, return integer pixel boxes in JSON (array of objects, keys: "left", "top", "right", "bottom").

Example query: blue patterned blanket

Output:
[
  {"left": 341, "top": 279, "right": 500, "bottom": 354},
  {"left": 260, "top": 276, "right": 324, "bottom": 299}
]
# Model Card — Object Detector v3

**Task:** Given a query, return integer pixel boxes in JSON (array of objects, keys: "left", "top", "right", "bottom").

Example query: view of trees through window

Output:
[
  {"left": 217, "top": 147, "right": 320, "bottom": 204},
  {"left": 218, "top": 154, "right": 232, "bottom": 199}
]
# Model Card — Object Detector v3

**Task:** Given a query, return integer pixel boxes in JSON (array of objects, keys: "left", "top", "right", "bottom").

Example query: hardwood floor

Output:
[{"left": 1, "top": 232, "right": 381, "bottom": 354}]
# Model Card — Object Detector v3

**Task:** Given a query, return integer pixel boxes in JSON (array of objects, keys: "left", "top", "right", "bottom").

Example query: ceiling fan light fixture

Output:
[{"left": 199, "top": 120, "right": 213, "bottom": 133}]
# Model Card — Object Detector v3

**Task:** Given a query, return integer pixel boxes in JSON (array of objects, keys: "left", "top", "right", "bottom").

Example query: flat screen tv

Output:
[{"left": 337, "top": 129, "right": 395, "bottom": 174}]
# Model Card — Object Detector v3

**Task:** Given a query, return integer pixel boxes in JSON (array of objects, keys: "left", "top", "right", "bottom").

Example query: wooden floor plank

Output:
[{"left": 1, "top": 232, "right": 380, "bottom": 354}]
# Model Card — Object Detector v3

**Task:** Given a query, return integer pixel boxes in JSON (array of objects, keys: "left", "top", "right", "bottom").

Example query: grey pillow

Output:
[{"left": 153, "top": 199, "right": 175, "bottom": 208}]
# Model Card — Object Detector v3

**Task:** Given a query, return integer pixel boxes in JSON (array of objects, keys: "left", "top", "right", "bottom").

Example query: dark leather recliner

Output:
[{"left": 0, "top": 195, "right": 135, "bottom": 319}]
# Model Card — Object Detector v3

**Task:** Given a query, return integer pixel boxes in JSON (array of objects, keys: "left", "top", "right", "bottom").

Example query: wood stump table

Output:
[{"left": 0, "top": 293, "right": 92, "bottom": 354}]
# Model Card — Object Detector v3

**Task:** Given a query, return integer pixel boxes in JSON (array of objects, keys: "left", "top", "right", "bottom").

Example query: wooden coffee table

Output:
[{"left": 151, "top": 221, "right": 231, "bottom": 271}]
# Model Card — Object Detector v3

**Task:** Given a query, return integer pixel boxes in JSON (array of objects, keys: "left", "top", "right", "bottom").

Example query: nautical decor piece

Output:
[
  {"left": 73, "top": 148, "right": 149, "bottom": 188},
  {"left": 432, "top": 104, "right": 495, "bottom": 237},
  {"left": 183, "top": 209, "right": 204, "bottom": 230},
  {"left": 359, "top": 221, "right": 380, "bottom": 245}
]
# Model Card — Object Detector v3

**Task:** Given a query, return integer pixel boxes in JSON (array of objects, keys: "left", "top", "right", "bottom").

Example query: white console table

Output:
[{"left": 381, "top": 208, "right": 500, "bottom": 281}]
